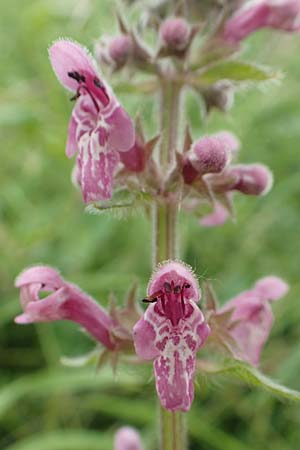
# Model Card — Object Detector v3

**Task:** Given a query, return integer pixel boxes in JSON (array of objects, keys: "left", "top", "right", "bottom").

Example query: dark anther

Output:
[
  {"left": 184, "top": 283, "right": 191, "bottom": 289},
  {"left": 164, "top": 282, "right": 172, "bottom": 293},
  {"left": 68, "top": 71, "right": 86, "bottom": 83},
  {"left": 174, "top": 285, "right": 181, "bottom": 294},
  {"left": 70, "top": 92, "right": 81, "bottom": 101},
  {"left": 142, "top": 297, "right": 157, "bottom": 303},
  {"left": 94, "top": 77, "right": 104, "bottom": 89}
]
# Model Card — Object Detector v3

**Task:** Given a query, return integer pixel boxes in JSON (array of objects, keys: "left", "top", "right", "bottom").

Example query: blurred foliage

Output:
[{"left": 1, "top": 0, "right": 300, "bottom": 449}]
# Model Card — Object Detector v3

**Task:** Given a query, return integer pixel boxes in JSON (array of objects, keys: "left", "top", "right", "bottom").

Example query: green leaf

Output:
[
  {"left": 86, "top": 189, "right": 136, "bottom": 216},
  {"left": 208, "top": 359, "right": 300, "bottom": 401},
  {"left": 86, "top": 189, "right": 152, "bottom": 217},
  {"left": 4, "top": 430, "right": 112, "bottom": 450},
  {"left": 192, "top": 61, "right": 282, "bottom": 85}
]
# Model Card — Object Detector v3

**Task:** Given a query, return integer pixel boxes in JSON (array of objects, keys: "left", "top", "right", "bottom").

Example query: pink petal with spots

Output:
[
  {"left": 77, "top": 134, "right": 120, "bottom": 202},
  {"left": 49, "top": 39, "right": 97, "bottom": 92},
  {"left": 154, "top": 313, "right": 210, "bottom": 411},
  {"left": 135, "top": 302, "right": 210, "bottom": 411},
  {"left": 15, "top": 266, "right": 116, "bottom": 349}
]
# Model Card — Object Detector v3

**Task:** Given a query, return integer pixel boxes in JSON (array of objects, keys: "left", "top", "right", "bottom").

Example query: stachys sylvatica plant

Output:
[{"left": 14, "top": 1, "right": 300, "bottom": 449}]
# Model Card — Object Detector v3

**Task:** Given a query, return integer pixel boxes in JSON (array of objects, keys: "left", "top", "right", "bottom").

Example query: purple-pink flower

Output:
[
  {"left": 49, "top": 39, "right": 135, "bottom": 202},
  {"left": 217, "top": 276, "right": 289, "bottom": 366},
  {"left": 200, "top": 163, "right": 272, "bottom": 227},
  {"left": 199, "top": 200, "right": 231, "bottom": 227},
  {"left": 133, "top": 261, "right": 210, "bottom": 412},
  {"left": 224, "top": 0, "right": 300, "bottom": 43},
  {"left": 14, "top": 265, "right": 116, "bottom": 349},
  {"left": 114, "top": 427, "right": 143, "bottom": 450}
]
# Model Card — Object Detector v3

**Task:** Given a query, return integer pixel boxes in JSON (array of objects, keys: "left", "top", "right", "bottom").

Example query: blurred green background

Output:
[{"left": 1, "top": 0, "right": 300, "bottom": 449}]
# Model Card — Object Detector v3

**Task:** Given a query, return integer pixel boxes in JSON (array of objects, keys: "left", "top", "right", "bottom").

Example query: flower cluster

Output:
[
  {"left": 180, "top": 130, "right": 273, "bottom": 226},
  {"left": 14, "top": 261, "right": 288, "bottom": 412}
]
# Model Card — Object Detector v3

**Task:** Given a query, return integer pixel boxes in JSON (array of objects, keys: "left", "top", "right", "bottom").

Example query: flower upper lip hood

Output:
[{"left": 49, "top": 39, "right": 135, "bottom": 202}]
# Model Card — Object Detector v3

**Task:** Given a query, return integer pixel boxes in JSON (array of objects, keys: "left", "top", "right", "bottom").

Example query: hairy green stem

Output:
[{"left": 152, "top": 78, "right": 186, "bottom": 450}]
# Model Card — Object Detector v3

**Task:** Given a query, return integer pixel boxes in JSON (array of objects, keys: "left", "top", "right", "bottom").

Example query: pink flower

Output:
[
  {"left": 133, "top": 261, "right": 210, "bottom": 412},
  {"left": 199, "top": 201, "right": 230, "bottom": 227},
  {"left": 49, "top": 39, "right": 135, "bottom": 202},
  {"left": 114, "top": 427, "right": 143, "bottom": 450},
  {"left": 229, "top": 163, "right": 273, "bottom": 195},
  {"left": 218, "top": 276, "right": 289, "bottom": 366},
  {"left": 14, "top": 265, "right": 116, "bottom": 350},
  {"left": 224, "top": 0, "right": 300, "bottom": 43},
  {"left": 199, "top": 163, "right": 273, "bottom": 227}
]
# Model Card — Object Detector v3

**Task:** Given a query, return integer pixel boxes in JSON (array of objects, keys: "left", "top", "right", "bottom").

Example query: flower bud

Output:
[
  {"left": 189, "top": 136, "right": 229, "bottom": 175},
  {"left": 114, "top": 426, "right": 143, "bottom": 450},
  {"left": 109, "top": 35, "right": 133, "bottom": 66},
  {"left": 230, "top": 164, "right": 273, "bottom": 195},
  {"left": 213, "top": 131, "right": 241, "bottom": 155},
  {"left": 159, "top": 17, "right": 190, "bottom": 51},
  {"left": 203, "top": 81, "right": 235, "bottom": 113}
]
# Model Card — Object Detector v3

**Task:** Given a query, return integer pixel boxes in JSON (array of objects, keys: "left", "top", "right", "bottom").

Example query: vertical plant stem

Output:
[{"left": 152, "top": 79, "right": 186, "bottom": 450}]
